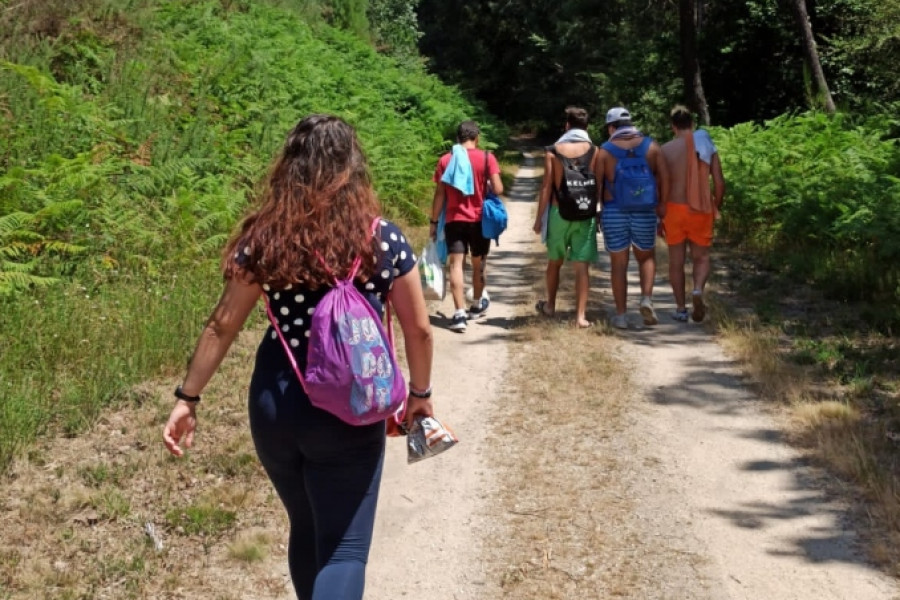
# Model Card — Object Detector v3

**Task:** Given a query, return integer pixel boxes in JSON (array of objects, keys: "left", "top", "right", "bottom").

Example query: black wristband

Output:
[
  {"left": 174, "top": 385, "right": 201, "bottom": 403},
  {"left": 408, "top": 386, "right": 432, "bottom": 399},
  {"left": 429, "top": 220, "right": 439, "bottom": 225}
]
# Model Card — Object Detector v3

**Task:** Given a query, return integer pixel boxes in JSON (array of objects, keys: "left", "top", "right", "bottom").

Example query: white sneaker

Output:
[
  {"left": 639, "top": 296, "right": 658, "bottom": 326},
  {"left": 465, "top": 288, "right": 490, "bottom": 303},
  {"left": 467, "top": 296, "right": 490, "bottom": 319},
  {"left": 610, "top": 314, "right": 628, "bottom": 329},
  {"left": 448, "top": 312, "right": 467, "bottom": 332}
]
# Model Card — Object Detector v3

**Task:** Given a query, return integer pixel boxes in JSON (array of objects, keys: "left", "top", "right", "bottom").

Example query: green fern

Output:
[
  {"left": 0, "top": 210, "right": 84, "bottom": 296},
  {"left": 0, "top": 0, "right": 507, "bottom": 473}
]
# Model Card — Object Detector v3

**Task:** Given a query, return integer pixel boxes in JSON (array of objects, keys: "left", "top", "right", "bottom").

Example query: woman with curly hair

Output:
[{"left": 162, "top": 114, "right": 434, "bottom": 599}]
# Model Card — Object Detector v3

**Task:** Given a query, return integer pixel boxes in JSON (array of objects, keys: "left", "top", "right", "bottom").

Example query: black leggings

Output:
[{"left": 248, "top": 365, "right": 385, "bottom": 600}]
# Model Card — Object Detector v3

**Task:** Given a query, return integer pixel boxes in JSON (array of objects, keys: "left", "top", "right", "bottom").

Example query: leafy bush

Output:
[{"left": 715, "top": 110, "right": 900, "bottom": 325}]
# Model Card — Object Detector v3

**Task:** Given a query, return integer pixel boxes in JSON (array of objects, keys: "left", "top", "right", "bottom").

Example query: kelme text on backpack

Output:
[
  {"left": 601, "top": 137, "right": 657, "bottom": 212},
  {"left": 550, "top": 145, "right": 598, "bottom": 221},
  {"left": 264, "top": 219, "right": 407, "bottom": 426}
]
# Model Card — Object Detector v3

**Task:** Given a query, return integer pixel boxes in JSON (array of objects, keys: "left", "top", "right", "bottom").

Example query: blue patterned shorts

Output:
[{"left": 600, "top": 205, "right": 657, "bottom": 252}]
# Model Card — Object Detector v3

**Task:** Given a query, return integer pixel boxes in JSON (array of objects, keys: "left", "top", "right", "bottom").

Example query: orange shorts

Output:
[{"left": 663, "top": 202, "right": 714, "bottom": 246}]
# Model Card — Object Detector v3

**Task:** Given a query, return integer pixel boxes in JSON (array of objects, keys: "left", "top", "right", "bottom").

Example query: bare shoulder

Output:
[
  {"left": 590, "top": 145, "right": 605, "bottom": 169},
  {"left": 594, "top": 145, "right": 612, "bottom": 166},
  {"left": 660, "top": 137, "right": 684, "bottom": 157},
  {"left": 542, "top": 150, "right": 558, "bottom": 183},
  {"left": 554, "top": 141, "right": 592, "bottom": 159},
  {"left": 661, "top": 136, "right": 682, "bottom": 148},
  {"left": 646, "top": 141, "right": 665, "bottom": 169}
]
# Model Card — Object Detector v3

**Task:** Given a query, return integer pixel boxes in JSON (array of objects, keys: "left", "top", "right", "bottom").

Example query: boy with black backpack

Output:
[
  {"left": 596, "top": 106, "right": 670, "bottom": 329},
  {"left": 532, "top": 106, "right": 600, "bottom": 329}
]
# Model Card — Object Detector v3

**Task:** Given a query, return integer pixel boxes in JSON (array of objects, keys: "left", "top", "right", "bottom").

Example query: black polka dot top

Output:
[{"left": 246, "top": 219, "right": 417, "bottom": 373}]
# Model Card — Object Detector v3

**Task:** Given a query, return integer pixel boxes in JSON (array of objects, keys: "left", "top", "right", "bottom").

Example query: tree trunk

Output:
[
  {"left": 788, "top": 0, "right": 836, "bottom": 113},
  {"left": 679, "top": 0, "right": 711, "bottom": 125}
]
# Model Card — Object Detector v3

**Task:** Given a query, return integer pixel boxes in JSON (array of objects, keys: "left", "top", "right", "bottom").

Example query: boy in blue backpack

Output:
[{"left": 597, "top": 107, "right": 670, "bottom": 329}]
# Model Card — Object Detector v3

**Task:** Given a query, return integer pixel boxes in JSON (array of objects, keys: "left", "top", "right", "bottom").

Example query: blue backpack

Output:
[
  {"left": 602, "top": 137, "right": 657, "bottom": 212},
  {"left": 479, "top": 151, "right": 508, "bottom": 245}
]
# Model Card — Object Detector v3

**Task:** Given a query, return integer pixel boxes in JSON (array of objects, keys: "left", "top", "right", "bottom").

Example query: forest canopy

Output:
[{"left": 416, "top": 0, "right": 900, "bottom": 131}]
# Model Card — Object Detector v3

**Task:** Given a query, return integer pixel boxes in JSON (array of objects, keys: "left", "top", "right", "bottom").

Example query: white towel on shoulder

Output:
[{"left": 555, "top": 128, "right": 592, "bottom": 144}]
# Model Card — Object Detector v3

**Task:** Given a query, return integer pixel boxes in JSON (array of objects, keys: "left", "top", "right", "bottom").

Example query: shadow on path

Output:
[{"left": 582, "top": 155, "right": 896, "bottom": 589}]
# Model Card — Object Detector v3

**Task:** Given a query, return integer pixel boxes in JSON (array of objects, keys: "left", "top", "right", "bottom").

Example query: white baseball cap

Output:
[{"left": 605, "top": 107, "right": 632, "bottom": 124}]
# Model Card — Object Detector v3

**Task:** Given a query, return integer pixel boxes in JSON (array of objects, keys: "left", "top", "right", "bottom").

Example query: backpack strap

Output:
[
  {"left": 632, "top": 136, "right": 652, "bottom": 157},
  {"left": 549, "top": 145, "right": 574, "bottom": 170},
  {"left": 601, "top": 140, "right": 627, "bottom": 159},
  {"left": 602, "top": 137, "right": 652, "bottom": 159},
  {"left": 264, "top": 215, "right": 394, "bottom": 398},
  {"left": 600, "top": 142, "right": 625, "bottom": 198},
  {"left": 483, "top": 149, "right": 491, "bottom": 195},
  {"left": 263, "top": 293, "right": 309, "bottom": 392}
]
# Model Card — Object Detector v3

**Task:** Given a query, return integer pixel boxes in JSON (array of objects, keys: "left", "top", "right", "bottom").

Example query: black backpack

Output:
[{"left": 549, "top": 145, "right": 598, "bottom": 221}]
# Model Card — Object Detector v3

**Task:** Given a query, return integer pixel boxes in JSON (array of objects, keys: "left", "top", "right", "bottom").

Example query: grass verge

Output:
[
  {"left": 0, "top": 266, "right": 228, "bottom": 471},
  {"left": 0, "top": 318, "right": 288, "bottom": 599},
  {"left": 709, "top": 247, "right": 900, "bottom": 574},
  {"left": 482, "top": 318, "right": 638, "bottom": 598}
]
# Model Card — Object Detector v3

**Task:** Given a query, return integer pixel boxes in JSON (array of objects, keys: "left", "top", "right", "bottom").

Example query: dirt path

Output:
[
  {"left": 592, "top": 278, "right": 900, "bottom": 598},
  {"left": 359, "top": 172, "right": 543, "bottom": 599},
  {"left": 357, "top": 149, "right": 900, "bottom": 599}
]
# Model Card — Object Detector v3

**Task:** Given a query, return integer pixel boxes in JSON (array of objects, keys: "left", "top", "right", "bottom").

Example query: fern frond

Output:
[
  {"left": 0, "top": 270, "right": 58, "bottom": 296},
  {"left": 0, "top": 212, "right": 36, "bottom": 235},
  {"left": 0, "top": 239, "right": 43, "bottom": 259},
  {"left": 0, "top": 259, "right": 36, "bottom": 273},
  {"left": 198, "top": 233, "right": 230, "bottom": 253},
  {"left": 41, "top": 241, "right": 86, "bottom": 256}
]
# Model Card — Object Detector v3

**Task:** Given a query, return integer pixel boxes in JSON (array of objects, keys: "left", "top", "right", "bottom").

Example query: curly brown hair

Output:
[{"left": 223, "top": 114, "right": 380, "bottom": 289}]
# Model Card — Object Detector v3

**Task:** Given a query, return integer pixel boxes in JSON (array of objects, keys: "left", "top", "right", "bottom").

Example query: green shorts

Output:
[{"left": 546, "top": 206, "right": 598, "bottom": 262}]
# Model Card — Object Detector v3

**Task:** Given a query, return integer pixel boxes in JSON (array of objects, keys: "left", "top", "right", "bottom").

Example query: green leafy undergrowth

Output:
[
  {"left": 0, "top": 265, "right": 228, "bottom": 473},
  {"left": 0, "top": 0, "right": 505, "bottom": 471},
  {"left": 714, "top": 110, "right": 900, "bottom": 328}
]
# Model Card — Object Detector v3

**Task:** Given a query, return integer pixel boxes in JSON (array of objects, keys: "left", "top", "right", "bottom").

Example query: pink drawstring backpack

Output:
[{"left": 263, "top": 218, "right": 407, "bottom": 426}]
